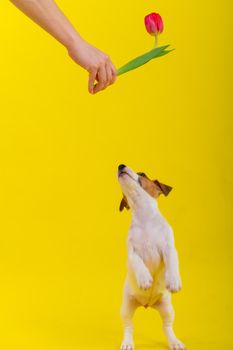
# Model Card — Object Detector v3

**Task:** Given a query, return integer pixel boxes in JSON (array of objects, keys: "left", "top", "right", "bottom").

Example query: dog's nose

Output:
[{"left": 118, "top": 164, "right": 126, "bottom": 171}]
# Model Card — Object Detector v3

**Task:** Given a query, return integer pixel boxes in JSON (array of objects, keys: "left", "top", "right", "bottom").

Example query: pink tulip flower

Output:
[{"left": 144, "top": 13, "right": 164, "bottom": 36}]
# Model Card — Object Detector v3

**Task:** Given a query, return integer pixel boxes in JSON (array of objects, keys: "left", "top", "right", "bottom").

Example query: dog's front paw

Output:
[
  {"left": 121, "top": 339, "right": 134, "bottom": 350},
  {"left": 136, "top": 270, "right": 153, "bottom": 290},
  {"left": 169, "top": 339, "right": 186, "bottom": 350},
  {"left": 165, "top": 273, "right": 182, "bottom": 293}
]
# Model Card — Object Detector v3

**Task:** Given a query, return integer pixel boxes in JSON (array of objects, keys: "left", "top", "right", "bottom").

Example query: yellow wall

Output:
[{"left": 0, "top": 1, "right": 232, "bottom": 349}]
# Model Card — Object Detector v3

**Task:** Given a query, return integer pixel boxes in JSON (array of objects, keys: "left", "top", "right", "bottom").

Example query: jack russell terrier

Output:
[{"left": 117, "top": 164, "right": 186, "bottom": 350}]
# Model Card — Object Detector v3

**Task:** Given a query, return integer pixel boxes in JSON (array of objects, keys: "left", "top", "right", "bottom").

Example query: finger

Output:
[
  {"left": 98, "top": 63, "right": 107, "bottom": 87},
  {"left": 111, "top": 66, "right": 117, "bottom": 84},
  {"left": 109, "top": 59, "right": 117, "bottom": 76},
  {"left": 93, "top": 64, "right": 107, "bottom": 93},
  {"left": 93, "top": 81, "right": 106, "bottom": 94},
  {"left": 110, "top": 61, "right": 117, "bottom": 84},
  {"left": 105, "top": 62, "right": 113, "bottom": 85},
  {"left": 88, "top": 67, "right": 98, "bottom": 94}
]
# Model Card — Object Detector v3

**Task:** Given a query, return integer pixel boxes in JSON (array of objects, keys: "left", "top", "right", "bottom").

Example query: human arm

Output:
[{"left": 10, "top": 0, "right": 117, "bottom": 94}]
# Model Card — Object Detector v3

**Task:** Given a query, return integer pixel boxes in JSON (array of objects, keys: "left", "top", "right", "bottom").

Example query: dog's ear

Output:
[
  {"left": 119, "top": 196, "right": 130, "bottom": 211},
  {"left": 154, "top": 180, "right": 173, "bottom": 196}
]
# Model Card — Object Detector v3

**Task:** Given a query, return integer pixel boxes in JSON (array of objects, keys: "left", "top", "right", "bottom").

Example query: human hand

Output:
[{"left": 68, "top": 37, "right": 117, "bottom": 94}]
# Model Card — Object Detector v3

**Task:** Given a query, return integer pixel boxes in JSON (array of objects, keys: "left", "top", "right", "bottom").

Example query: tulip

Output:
[
  {"left": 144, "top": 13, "right": 164, "bottom": 48},
  {"left": 117, "top": 12, "right": 173, "bottom": 77}
]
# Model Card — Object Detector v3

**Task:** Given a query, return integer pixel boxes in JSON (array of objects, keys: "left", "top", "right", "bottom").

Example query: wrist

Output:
[{"left": 65, "top": 32, "right": 84, "bottom": 52}]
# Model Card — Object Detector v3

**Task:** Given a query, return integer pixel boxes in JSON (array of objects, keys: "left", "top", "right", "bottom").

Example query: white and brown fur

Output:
[{"left": 118, "top": 165, "right": 186, "bottom": 350}]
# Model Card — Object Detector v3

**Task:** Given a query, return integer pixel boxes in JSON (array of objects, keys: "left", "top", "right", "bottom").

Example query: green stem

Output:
[{"left": 154, "top": 35, "right": 158, "bottom": 48}]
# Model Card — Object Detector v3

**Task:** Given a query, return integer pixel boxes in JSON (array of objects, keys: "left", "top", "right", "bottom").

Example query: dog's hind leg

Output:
[
  {"left": 120, "top": 283, "right": 138, "bottom": 350},
  {"left": 152, "top": 292, "right": 186, "bottom": 350}
]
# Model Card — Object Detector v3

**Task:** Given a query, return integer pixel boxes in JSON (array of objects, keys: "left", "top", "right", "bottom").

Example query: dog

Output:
[{"left": 117, "top": 164, "right": 186, "bottom": 350}]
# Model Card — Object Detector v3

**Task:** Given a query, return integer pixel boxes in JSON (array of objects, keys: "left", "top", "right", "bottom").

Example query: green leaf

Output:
[
  {"left": 117, "top": 45, "right": 173, "bottom": 76},
  {"left": 154, "top": 49, "right": 175, "bottom": 58}
]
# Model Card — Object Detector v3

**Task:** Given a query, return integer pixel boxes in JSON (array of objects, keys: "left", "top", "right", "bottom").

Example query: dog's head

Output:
[{"left": 117, "top": 164, "right": 172, "bottom": 211}]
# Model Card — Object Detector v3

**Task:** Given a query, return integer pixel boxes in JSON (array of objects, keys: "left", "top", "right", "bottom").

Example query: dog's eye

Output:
[{"left": 137, "top": 172, "right": 147, "bottom": 177}]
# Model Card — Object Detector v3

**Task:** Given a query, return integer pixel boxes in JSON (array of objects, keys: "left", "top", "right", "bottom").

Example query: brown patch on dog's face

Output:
[
  {"left": 139, "top": 175, "right": 161, "bottom": 198},
  {"left": 139, "top": 173, "right": 173, "bottom": 198}
]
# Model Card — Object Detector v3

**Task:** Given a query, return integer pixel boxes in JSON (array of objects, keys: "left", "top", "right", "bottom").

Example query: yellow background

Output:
[{"left": 0, "top": 1, "right": 232, "bottom": 349}]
